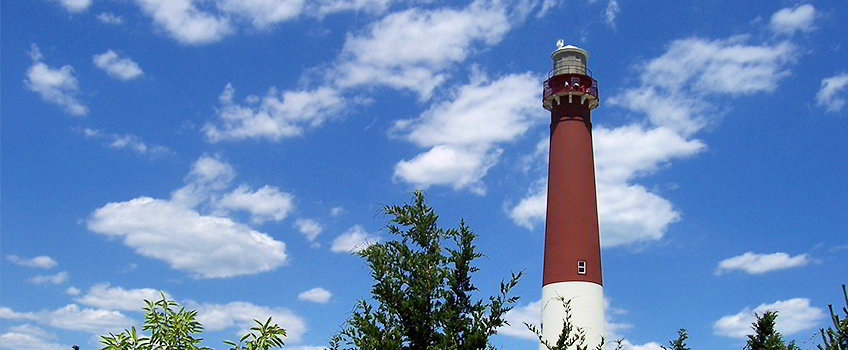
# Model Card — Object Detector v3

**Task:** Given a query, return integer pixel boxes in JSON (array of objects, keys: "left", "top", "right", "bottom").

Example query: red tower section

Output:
[{"left": 541, "top": 45, "right": 602, "bottom": 287}]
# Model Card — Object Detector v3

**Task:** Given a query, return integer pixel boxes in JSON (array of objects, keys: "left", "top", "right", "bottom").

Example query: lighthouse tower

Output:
[{"left": 540, "top": 41, "right": 604, "bottom": 349}]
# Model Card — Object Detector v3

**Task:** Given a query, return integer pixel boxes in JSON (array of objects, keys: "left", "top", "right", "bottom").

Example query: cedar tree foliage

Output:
[{"left": 330, "top": 191, "right": 523, "bottom": 350}]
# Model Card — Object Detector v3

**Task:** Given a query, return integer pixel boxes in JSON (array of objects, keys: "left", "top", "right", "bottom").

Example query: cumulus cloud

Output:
[
  {"left": 29, "top": 271, "right": 69, "bottom": 285},
  {"left": 298, "top": 287, "right": 332, "bottom": 304},
  {"left": 510, "top": 126, "right": 704, "bottom": 246},
  {"left": 25, "top": 44, "right": 88, "bottom": 116},
  {"left": 6, "top": 255, "right": 57, "bottom": 269},
  {"left": 0, "top": 304, "right": 133, "bottom": 335},
  {"left": 81, "top": 128, "right": 170, "bottom": 155},
  {"left": 204, "top": 84, "right": 345, "bottom": 142},
  {"left": 75, "top": 284, "right": 166, "bottom": 311},
  {"left": 331, "top": 225, "right": 380, "bottom": 253},
  {"left": 134, "top": 0, "right": 233, "bottom": 45},
  {"left": 52, "top": 0, "right": 92, "bottom": 13},
  {"left": 816, "top": 73, "right": 848, "bottom": 113},
  {"left": 716, "top": 252, "right": 810, "bottom": 275},
  {"left": 333, "top": 1, "right": 513, "bottom": 99},
  {"left": 609, "top": 36, "right": 795, "bottom": 135},
  {"left": 191, "top": 301, "right": 307, "bottom": 342},
  {"left": 65, "top": 286, "right": 81, "bottom": 296},
  {"left": 295, "top": 218, "right": 323, "bottom": 242},
  {"left": 93, "top": 50, "right": 144, "bottom": 80},
  {"left": 0, "top": 325, "right": 66, "bottom": 350},
  {"left": 89, "top": 197, "right": 287, "bottom": 279},
  {"left": 392, "top": 72, "right": 541, "bottom": 193},
  {"left": 499, "top": 299, "right": 541, "bottom": 340},
  {"left": 216, "top": 0, "right": 305, "bottom": 29},
  {"left": 216, "top": 185, "right": 295, "bottom": 223},
  {"left": 714, "top": 298, "right": 825, "bottom": 338},
  {"left": 88, "top": 156, "right": 290, "bottom": 278},
  {"left": 769, "top": 4, "right": 816, "bottom": 35}
]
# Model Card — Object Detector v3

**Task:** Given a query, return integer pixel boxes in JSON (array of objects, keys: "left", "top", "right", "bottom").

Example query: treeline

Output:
[{"left": 95, "top": 193, "right": 847, "bottom": 350}]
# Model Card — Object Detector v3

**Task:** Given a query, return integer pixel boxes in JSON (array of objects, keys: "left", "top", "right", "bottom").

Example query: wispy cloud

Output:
[
  {"left": 816, "top": 73, "right": 848, "bottom": 113},
  {"left": 6, "top": 255, "right": 57, "bottom": 269},
  {"left": 25, "top": 44, "right": 88, "bottom": 116},
  {"left": 93, "top": 50, "right": 144, "bottom": 80},
  {"left": 716, "top": 252, "right": 810, "bottom": 275}
]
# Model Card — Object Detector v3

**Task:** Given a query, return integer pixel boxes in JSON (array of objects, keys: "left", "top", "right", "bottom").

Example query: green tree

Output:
[
  {"left": 818, "top": 284, "right": 848, "bottom": 350},
  {"left": 662, "top": 329, "right": 691, "bottom": 350},
  {"left": 745, "top": 311, "right": 800, "bottom": 350},
  {"left": 100, "top": 293, "right": 286, "bottom": 350},
  {"left": 329, "top": 191, "right": 523, "bottom": 350},
  {"left": 526, "top": 297, "right": 612, "bottom": 350}
]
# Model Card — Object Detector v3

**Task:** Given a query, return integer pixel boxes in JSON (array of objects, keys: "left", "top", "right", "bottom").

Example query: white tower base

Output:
[{"left": 540, "top": 281, "right": 605, "bottom": 350}]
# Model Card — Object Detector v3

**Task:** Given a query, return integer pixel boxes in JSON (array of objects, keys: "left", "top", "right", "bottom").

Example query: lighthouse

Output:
[{"left": 540, "top": 40, "right": 604, "bottom": 349}]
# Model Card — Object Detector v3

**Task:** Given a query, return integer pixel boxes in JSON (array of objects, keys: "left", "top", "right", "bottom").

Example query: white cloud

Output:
[
  {"left": 499, "top": 299, "right": 540, "bottom": 340},
  {"left": 88, "top": 156, "right": 290, "bottom": 279},
  {"left": 295, "top": 218, "right": 323, "bottom": 241},
  {"left": 192, "top": 301, "right": 307, "bottom": 343},
  {"left": 816, "top": 73, "right": 848, "bottom": 113},
  {"left": 330, "top": 206, "right": 344, "bottom": 217},
  {"left": 93, "top": 50, "right": 144, "bottom": 80},
  {"left": 716, "top": 252, "right": 810, "bottom": 275},
  {"left": 171, "top": 155, "right": 237, "bottom": 207},
  {"left": 714, "top": 298, "right": 825, "bottom": 338},
  {"left": 29, "top": 271, "right": 69, "bottom": 285},
  {"left": 298, "top": 287, "right": 332, "bottom": 304},
  {"left": 394, "top": 145, "right": 501, "bottom": 194},
  {"left": 204, "top": 84, "right": 345, "bottom": 142},
  {"left": 333, "top": 1, "right": 512, "bottom": 99},
  {"left": 216, "top": 185, "right": 295, "bottom": 223},
  {"left": 510, "top": 126, "right": 703, "bottom": 247},
  {"left": 97, "top": 12, "right": 125, "bottom": 24},
  {"left": 25, "top": 44, "right": 88, "bottom": 116},
  {"left": 536, "top": 0, "right": 558, "bottom": 18},
  {"left": 0, "top": 304, "right": 134, "bottom": 335},
  {"left": 331, "top": 225, "right": 380, "bottom": 253},
  {"left": 216, "top": 0, "right": 305, "bottom": 29},
  {"left": 88, "top": 197, "right": 287, "bottom": 278},
  {"left": 65, "top": 286, "right": 81, "bottom": 296},
  {"left": 311, "top": 0, "right": 396, "bottom": 16},
  {"left": 605, "top": 0, "right": 620, "bottom": 29},
  {"left": 6, "top": 255, "right": 57, "bottom": 269},
  {"left": 82, "top": 128, "right": 170, "bottom": 155},
  {"left": 769, "top": 4, "right": 816, "bottom": 35},
  {"left": 0, "top": 325, "right": 66, "bottom": 350},
  {"left": 609, "top": 36, "right": 795, "bottom": 135},
  {"left": 75, "top": 283, "right": 167, "bottom": 311},
  {"left": 134, "top": 0, "right": 234, "bottom": 45},
  {"left": 53, "top": 0, "right": 92, "bottom": 13},
  {"left": 392, "top": 72, "right": 541, "bottom": 193}
]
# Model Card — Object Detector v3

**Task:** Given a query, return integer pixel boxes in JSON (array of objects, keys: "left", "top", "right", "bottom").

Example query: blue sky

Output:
[{"left": 1, "top": 0, "right": 847, "bottom": 349}]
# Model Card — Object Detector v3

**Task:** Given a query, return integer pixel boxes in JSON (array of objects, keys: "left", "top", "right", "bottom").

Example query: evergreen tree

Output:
[
  {"left": 818, "top": 284, "right": 848, "bottom": 350},
  {"left": 330, "top": 191, "right": 522, "bottom": 350},
  {"left": 745, "top": 311, "right": 800, "bottom": 350},
  {"left": 662, "top": 329, "right": 691, "bottom": 350}
]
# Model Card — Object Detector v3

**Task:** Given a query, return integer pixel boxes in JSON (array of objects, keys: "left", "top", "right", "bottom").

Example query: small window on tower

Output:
[{"left": 577, "top": 260, "right": 587, "bottom": 275}]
